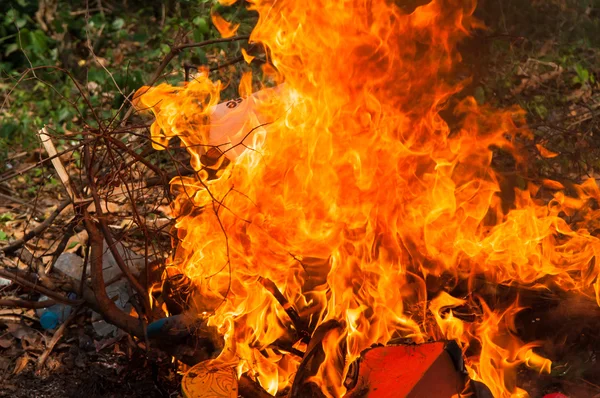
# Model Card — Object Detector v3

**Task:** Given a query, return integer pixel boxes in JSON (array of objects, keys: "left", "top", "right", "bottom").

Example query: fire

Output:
[{"left": 136, "top": 0, "right": 600, "bottom": 396}]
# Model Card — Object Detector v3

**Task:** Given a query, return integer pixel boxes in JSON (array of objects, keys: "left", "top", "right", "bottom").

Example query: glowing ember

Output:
[{"left": 136, "top": 0, "right": 600, "bottom": 396}]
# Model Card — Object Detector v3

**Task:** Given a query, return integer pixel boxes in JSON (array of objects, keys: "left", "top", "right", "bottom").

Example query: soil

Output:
[{"left": 0, "top": 314, "right": 182, "bottom": 398}]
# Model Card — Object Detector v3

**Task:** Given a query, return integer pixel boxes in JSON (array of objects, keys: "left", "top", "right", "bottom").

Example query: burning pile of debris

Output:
[
  {"left": 1, "top": 0, "right": 599, "bottom": 397},
  {"left": 132, "top": 0, "right": 600, "bottom": 396}
]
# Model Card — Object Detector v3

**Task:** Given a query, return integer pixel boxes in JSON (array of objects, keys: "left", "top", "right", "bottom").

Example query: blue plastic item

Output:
[
  {"left": 147, "top": 314, "right": 188, "bottom": 339},
  {"left": 36, "top": 293, "right": 76, "bottom": 330}
]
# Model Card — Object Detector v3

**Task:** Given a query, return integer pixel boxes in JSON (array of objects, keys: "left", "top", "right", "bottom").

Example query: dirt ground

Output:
[{"left": 0, "top": 313, "right": 181, "bottom": 398}]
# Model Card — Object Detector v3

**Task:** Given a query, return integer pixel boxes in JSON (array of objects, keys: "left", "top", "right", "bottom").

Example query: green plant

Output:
[
  {"left": 0, "top": 1, "right": 259, "bottom": 173},
  {"left": 572, "top": 63, "right": 595, "bottom": 85}
]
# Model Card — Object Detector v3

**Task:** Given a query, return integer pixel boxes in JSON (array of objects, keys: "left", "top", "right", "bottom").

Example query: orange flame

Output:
[
  {"left": 535, "top": 144, "right": 559, "bottom": 159},
  {"left": 211, "top": 9, "right": 240, "bottom": 38},
  {"left": 241, "top": 48, "right": 255, "bottom": 64},
  {"left": 136, "top": 0, "right": 600, "bottom": 396}
]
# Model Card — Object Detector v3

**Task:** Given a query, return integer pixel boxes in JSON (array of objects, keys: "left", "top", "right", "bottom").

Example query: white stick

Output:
[{"left": 37, "top": 127, "right": 78, "bottom": 202}]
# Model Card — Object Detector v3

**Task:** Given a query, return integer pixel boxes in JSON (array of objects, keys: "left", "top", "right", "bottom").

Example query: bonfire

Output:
[{"left": 133, "top": 0, "right": 600, "bottom": 396}]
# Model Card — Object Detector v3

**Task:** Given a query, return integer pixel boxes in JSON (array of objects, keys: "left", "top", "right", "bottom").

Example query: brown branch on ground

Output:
[
  {"left": 0, "top": 298, "right": 57, "bottom": 309},
  {"left": 0, "top": 192, "right": 44, "bottom": 215},
  {"left": 0, "top": 268, "right": 83, "bottom": 306}
]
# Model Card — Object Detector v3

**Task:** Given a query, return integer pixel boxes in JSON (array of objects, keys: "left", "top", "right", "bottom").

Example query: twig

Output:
[
  {"left": 36, "top": 306, "right": 81, "bottom": 372},
  {"left": 183, "top": 54, "right": 264, "bottom": 81},
  {"left": 84, "top": 145, "right": 151, "bottom": 316},
  {"left": 269, "top": 340, "right": 305, "bottom": 358},
  {"left": 0, "top": 314, "right": 40, "bottom": 323},
  {"left": 69, "top": 7, "right": 108, "bottom": 16},
  {"left": 104, "top": 135, "right": 166, "bottom": 181},
  {"left": 145, "top": 168, "right": 194, "bottom": 188},
  {"left": 258, "top": 276, "right": 310, "bottom": 342},
  {"left": 79, "top": 242, "right": 90, "bottom": 296},
  {"left": 0, "top": 298, "right": 57, "bottom": 309},
  {"left": 11, "top": 246, "right": 54, "bottom": 289},
  {"left": 0, "top": 192, "right": 42, "bottom": 214},
  {"left": 0, "top": 136, "right": 97, "bottom": 186},
  {"left": 0, "top": 199, "right": 71, "bottom": 255},
  {"left": 238, "top": 374, "right": 273, "bottom": 398},
  {"left": 46, "top": 220, "right": 77, "bottom": 274},
  {"left": 0, "top": 268, "right": 83, "bottom": 306},
  {"left": 82, "top": 206, "right": 145, "bottom": 337},
  {"left": 119, "top": 35, "right": 250, "bottom": 126}
]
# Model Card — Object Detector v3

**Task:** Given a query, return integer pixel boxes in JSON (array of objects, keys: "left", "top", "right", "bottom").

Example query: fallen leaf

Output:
[
  {"left": 0, "top": 336, "right": 14, "bottom": 348},
  {"left": 13, "top": 354, "right": 30, "bottom": 375},
  {"left": 0, "top": 356, "right": 11, "bottom": 372},
  {"left": 87, "top": 201, "right": 121, "bottom": 214},
  {"left": 7, "top": 323, "right": 37, "bottom": 340},
  {"left": 66, "top": 230, "right": 88, "bottom": 253}
]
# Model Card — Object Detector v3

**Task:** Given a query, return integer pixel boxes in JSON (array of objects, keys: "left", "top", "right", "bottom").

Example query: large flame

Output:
[{"left": 136, "top": 0, "right": 600, "bottom": 396}]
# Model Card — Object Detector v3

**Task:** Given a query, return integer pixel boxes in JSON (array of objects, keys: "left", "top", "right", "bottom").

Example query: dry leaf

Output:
[
  {"left": 65, "top": 230, "right": 89, "bottom": 253},
  {"left": 0, "top": 336, "right": 14, "bottom": 348},
  {"left": 13, "top": 354, "right": 30, "bottom": 375},
  {"left": 7, "top": 323, "right": 36, "bottom": 340},
  {"left": 87, "top": 201, "right": 121, "bottom": 214}
]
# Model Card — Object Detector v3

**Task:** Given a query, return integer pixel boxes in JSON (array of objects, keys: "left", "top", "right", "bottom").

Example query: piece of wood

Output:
[{"left": 38, "top": 127, "right": 79, "bottom": 202}]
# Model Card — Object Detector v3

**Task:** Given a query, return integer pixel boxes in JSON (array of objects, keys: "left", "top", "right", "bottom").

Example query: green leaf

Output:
[
  {"left": 112, "top": 18, "right": 125, "bottom": 30},
  {"left": 195, "top": 48, "right": 208, "bottom": 64},
  {"left": 160, "top": 43, "right": 170, "bottom": 54},
  {"left": 88, "top": 67, "right": 107, "bottom": 84},
  {"left": 193, "top": 28, "right": 205, "bottom": 43},
  {"left": 29, "top": 30, "right": 48, "bottom": 53},
  {"left": 4, "top": 9, "right": 17, "bottom": 26},
  {"left": 16, "top": 18, "right": 27, "bottom": 29},
  {"left": 57, "top": 107, "right": 72, "bottom": 122},
  {"left": 5, "top": 43, "right": 19, "bottom": 56},
  {"left": 0, "top": 122, "right": 18, "bottom": 139},
  {"left": 0, "top": 213, "right": 14, "bottom": 222},
  {"left": 0, "top": 230, "right": 8, "bottom": 241},
  {"left": 193, "top": 17, "right": 210, "bottom": 34}
]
